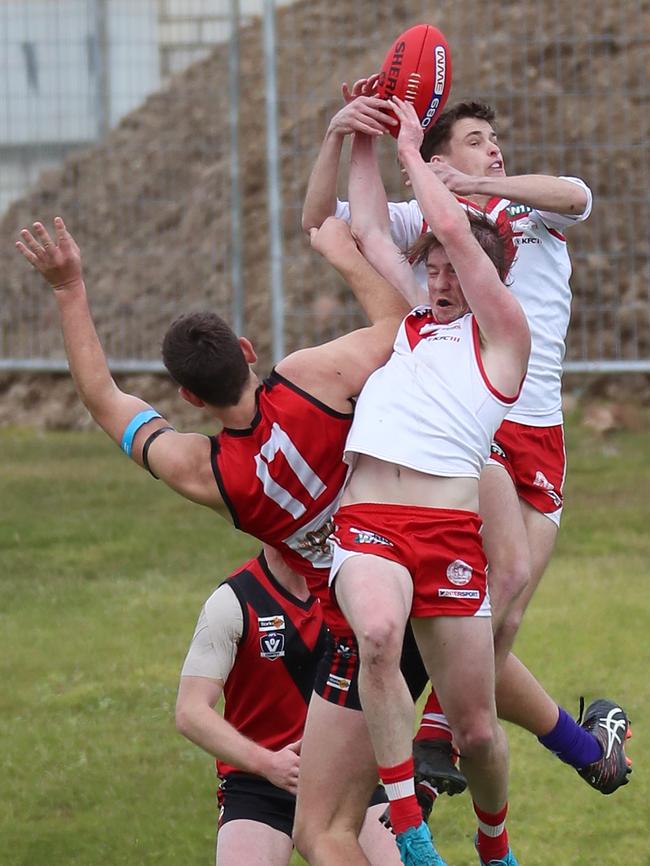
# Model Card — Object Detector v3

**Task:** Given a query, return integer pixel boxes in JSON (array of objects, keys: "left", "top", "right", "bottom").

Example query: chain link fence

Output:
[{"left": 1, "top": 0, "right": 648, "bottom": 373}]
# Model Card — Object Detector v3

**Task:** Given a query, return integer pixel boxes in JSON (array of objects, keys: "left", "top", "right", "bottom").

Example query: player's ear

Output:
[
  {"left": 239, "top": 337, "right": 257, "bottom": 364},
  {"left": 429, "top": 154, "right": 445, "bottom": 164},
  {"left": 179, "top": 386, "right": 205, "bottom": 408}
]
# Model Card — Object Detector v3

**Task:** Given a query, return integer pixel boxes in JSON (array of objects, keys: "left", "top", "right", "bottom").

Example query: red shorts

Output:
[
  {"left": 488, "top": 420, "right": 565, "bottom": 525},
  {"left": 330, "top": 503, "right": 490, "bottom": 618}
]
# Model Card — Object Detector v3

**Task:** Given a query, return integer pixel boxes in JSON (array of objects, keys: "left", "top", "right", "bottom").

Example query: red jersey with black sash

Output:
[
  {"left": 219, "top": 553, "right": 328, "bottom": 778},
  {"left": 210, "top": 369, "right": 353, "bottom": 635}
]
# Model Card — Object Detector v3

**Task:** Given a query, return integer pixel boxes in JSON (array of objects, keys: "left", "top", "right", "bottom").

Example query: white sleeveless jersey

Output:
[
  {"left": 336, "top": 176, "right": 591, "bottom": 426},
  {"left": 345, "top": 308, "right": 519, "bottom": 479}
]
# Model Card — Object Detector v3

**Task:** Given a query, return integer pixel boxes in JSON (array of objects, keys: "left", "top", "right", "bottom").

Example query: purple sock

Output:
[{"left": 538, "top": 707, "right": 603, "bottom": 769}]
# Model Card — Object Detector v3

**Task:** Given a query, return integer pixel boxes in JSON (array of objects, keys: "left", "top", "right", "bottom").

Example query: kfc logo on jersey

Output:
[
  {"left": 446, "top": 559, "right": 473, "bottom": 586},
  {"left": 258, "top": 614, "right": 286, "bottom": 632},
  {"left": 260, "top": 632, "right": 285, "bottom": 660}
]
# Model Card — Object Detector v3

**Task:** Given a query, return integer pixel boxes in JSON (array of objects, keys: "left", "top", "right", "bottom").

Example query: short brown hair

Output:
[
  {"left": 420, "top": 101, "right": 496, "bottom": 163},
  {"left": 405, "top": 212, "right": 514, "bottom": 282},
  {"left": 162, "top": 312, "right": 250, "bottom": 407}
]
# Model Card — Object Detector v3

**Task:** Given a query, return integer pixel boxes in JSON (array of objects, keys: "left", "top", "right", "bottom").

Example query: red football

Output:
[{"left": 376, "top": 24, "right": 452, "bottom": 138}]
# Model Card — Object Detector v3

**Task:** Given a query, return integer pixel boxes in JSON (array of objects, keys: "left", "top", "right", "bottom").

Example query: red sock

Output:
[
  {"left": 474, "top": 801, "right": 509, "bottom": 863},
  {"left": 378, "top": 757, "right": 422, "bottom": 835},
  {"left": 415, "top": 689, "right": 453, "bottom": 744}
]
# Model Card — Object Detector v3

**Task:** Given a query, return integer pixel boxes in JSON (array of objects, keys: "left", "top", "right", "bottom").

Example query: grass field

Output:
[{"left": 2, "top": 415, "right": 649, "bottom": 866}]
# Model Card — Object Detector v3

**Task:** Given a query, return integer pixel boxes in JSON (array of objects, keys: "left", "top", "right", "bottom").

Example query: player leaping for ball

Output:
[
  {"left": 324, "top": 96, "right": 530, "bottom": 866},
  {"left": 302, "top": 79, "right": 632, "bottom": 814}
]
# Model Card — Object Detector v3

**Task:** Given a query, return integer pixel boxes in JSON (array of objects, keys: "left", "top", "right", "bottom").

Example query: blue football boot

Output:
[{"left": 396, "top": 820, "right": 448, "bottom": 866}]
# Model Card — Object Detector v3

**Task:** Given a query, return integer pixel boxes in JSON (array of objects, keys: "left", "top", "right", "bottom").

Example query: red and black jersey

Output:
[
  {"left": 219, "top": 552, "right": 328, "bottom": 778},
  {"left": 211, "top": 369, "right": 353, "bottom": 634}
]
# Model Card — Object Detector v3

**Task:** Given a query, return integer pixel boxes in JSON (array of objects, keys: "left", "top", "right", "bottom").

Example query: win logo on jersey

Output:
[
  {"left": 260, "top": 632, "right": 285, "bottom": 660},
  {"left": 505, "top": 203, "right": 533, "bottom": 218},
  {"left": 349, "top": 527, "right": 394, "bottom": 547}
]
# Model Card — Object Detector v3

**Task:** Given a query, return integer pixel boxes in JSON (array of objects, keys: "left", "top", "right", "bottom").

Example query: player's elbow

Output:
[
  {"left": 565, "top": 187, "right": 589, "bottom": 215},
  {"left": 435, "top": 214, "right": 470, "bottom": 246},
  {"left": 175, "top": 698, "right": 198, "bottom": 740},
  {"left": 350, "top": 224, "right": 388, "bottom": 258}
]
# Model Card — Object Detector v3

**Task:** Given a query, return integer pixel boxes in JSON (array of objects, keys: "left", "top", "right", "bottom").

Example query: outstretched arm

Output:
[
  {"left": 301, "top": 76, "right": 396, "bottom": 232},
  {"left": 428, "top": 162, "right": 591, "bottom": 220},
  {"left": 16, "top": 218, "right": 221, "bottom": 509},
  {"left": 348, "top": 131, "right": 423, "bottom": 307}
]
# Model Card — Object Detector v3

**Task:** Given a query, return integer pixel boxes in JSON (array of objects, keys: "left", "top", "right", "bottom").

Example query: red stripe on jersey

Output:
[
  {"left": 471, "top": 317, "right": 521, "bottom": 405},
  {"left": 404, "top": 307, "right": 440, "bottom": 351},
  {"left": 547, "top": 227, "right": 566, "bottom": 242}
]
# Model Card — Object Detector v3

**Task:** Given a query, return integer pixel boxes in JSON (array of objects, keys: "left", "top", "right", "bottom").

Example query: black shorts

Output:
[
  {"left": 218, "top": 772, "right": 295, "bottom": 837},
  {"left": 217, "top": 772, "right": 388, "bottom": 837},
  {"left": 314, "top": 624, "right": 429, "bottom": 710}
]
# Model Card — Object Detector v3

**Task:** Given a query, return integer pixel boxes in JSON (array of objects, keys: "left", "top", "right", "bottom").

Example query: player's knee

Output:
[
  {"left": 292, "top": 816, "right": 312, "bottom": 860},
  {"left": 454, "top": 712, "right": 500, "bottom": 761},
  {"left": 357, "top": 616, "right": 404, "bottom": 668},
  {"left": 491, "top": 557, "right": 530, "bottom": 615},
  {"left": 495, "top": 605, "right": 525, "bottom": 650},
  {"left": 293, "top": 823, "right": 354, "bottom": 863}
]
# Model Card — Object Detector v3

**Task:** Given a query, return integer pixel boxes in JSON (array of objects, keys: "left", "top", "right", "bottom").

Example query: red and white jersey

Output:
[
  {"left": 210, "top": 369, "right": 353, "bottom": 633},
  {"left": 345, "top": 308, "right": 520, "bottom": 478},
  {"left": 336, "top": 176, "right": 592, "bottom": 425},
  {"left": 183, "top": 553, "right": 327, "bottom": 779}
]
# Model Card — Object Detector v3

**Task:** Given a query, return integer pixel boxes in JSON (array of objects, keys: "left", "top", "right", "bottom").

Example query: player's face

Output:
[
  {"left": 442, "top": 117, "right": 505, "bottom": 178},
  {"left": 426, "top": 246, "right": 469, "bottom": 323}
]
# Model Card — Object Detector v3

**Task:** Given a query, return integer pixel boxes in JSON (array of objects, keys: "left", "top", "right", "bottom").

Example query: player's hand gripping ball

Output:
[{"left": 376, "top": 23, "right": 452, "bottom": 138}]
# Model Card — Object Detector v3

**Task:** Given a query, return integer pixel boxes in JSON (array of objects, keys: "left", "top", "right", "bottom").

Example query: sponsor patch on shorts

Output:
[
  {"left": 326, "top": 673, "right": 351, "bottom": 691},
  {"left": 438, "top": 588, "right": 480, "bottom": 599},
  {"left": 349, "top": 526, "right": 394, "bottom": 546},
  {"left": 446, "top": 559, "right": 473, "bottom": 586},
  {"left": 490, "top": 441, "right": 507, "bottom": 460}
]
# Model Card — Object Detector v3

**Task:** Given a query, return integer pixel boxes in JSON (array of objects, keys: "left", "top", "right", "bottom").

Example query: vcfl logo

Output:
[{"left": 260, "top": 632, "right": 285, "bottom": 660}]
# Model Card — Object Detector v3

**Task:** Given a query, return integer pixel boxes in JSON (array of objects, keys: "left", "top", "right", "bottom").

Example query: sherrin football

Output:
[{"left": 376, "top": 24, "right": 452, "bottom": 138}]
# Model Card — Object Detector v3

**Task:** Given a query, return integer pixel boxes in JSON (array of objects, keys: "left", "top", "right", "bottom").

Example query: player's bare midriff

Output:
[{"left": 342, "top": 453, "right": 479, "bottom": 512}]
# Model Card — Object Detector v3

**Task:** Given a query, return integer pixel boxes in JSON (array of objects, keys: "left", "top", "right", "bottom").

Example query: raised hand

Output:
[
  {"left": 328, "top": 74, "right": 395, "bottom": 137},
  {"left": 16, "top": 217, "right": 82, "bottom": 290},
  {"left": 341, "top": 73, "right": 380, "bottom": 103},
  {"left": 427, "top": 159, "right": 476, "bottom": 196},
  {"left": 391, "top": 95, "right": 424, "bottom": 155}
]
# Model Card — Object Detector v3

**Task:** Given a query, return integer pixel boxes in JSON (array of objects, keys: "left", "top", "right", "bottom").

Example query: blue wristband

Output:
[{"left": 121, "top": 409, "right": 162, "bottom": 457}]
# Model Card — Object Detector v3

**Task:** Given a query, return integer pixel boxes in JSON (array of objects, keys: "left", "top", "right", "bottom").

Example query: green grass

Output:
[{"left": 1, "top": 417, "right": 649, "bottom": 866}]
